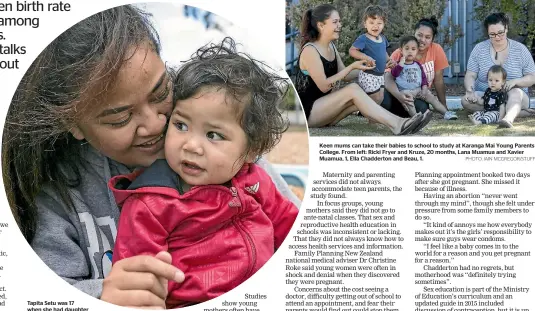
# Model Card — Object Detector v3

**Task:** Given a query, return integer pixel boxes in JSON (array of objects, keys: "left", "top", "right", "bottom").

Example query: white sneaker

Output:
[{"left": 444, "top": 111, "right": 458, "bottom": 120}]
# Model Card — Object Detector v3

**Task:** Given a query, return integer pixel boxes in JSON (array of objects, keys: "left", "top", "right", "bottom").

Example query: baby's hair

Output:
[
  {"left": 399, "top": 35, "right": 419, "bottom": 48},
  {"left": 362, "top": 5, "right": 387, "bottom": 24},
  {"left": 487, "top": 65, "right": 507, "bottom": 80},
  {"left": 173, "top": 37, "right": 289, "bottom": 161}
]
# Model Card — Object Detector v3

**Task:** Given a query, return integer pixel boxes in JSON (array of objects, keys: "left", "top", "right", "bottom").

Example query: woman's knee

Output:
[
  {"left": 344, "top": 82, "right": 363, "bottom": 94},
  {"left": 339, "top": 83, "right": 365, "bottom": 102}
]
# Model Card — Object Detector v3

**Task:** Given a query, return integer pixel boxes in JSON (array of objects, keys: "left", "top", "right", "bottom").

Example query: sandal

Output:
[
  {"left": 410, "top": 110, "right": 433, "bottom": 134},
  {"left": 497, "top": 119, "right": 513, "bottom": 129},
  {"left": 395, "top": 113, "right": 422, "bottom": 136}
]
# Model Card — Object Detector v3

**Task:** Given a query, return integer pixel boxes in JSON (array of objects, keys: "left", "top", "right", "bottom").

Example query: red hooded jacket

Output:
[{"left": 109, "top": 159, "right": 298, "bottom": 308}]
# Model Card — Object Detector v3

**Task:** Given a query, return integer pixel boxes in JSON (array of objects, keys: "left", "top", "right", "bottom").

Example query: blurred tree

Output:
[{"left": 280, "top": 84, "right": 299, "bottom": 111}]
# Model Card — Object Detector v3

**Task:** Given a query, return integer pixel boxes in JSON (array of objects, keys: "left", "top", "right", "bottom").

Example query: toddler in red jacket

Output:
[{"left": 108, "top": 38, "right": 299, "bottom": 308}]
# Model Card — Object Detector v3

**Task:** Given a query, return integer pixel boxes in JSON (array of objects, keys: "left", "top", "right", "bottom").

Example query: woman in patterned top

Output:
[{"left": 462, "top": 12, "right": 535, "bottom": 129}]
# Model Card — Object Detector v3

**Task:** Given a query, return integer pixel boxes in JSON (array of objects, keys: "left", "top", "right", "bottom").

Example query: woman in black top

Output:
[{"left": 296, "top": 4, "right": 431, "bottom": 134}]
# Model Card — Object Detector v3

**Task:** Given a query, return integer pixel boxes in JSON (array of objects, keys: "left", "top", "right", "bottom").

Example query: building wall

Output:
[{"left": 441, "top": 0, "right": 483, "bottom": 80}]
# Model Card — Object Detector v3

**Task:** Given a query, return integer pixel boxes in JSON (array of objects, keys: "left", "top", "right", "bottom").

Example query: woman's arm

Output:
[
  {"left": 300, "top": 46, "right": 361, "bottom": 93},
  {"left": 464, "top": 70, "right": 477, "bottom": 93},
  {"left": 463, "top": 70, "right": 479, "bottom": 103},
  {"left": 507, "top": 43, "right": 535, "bottom": 89},
  {"left": 333, "top": 47, "right": 371, "bottom": 82},
  {"left": 505, "top": 73, "right": 535, "bottom": 89},
  {"left": 32, "top": 190, "right": 106, "bottom": 297},
  {"left": 433, "top": 70, "right": 447, "bottom": 107}
]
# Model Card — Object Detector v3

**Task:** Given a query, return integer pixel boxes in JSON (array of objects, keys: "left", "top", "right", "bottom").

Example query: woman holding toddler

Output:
[{"left": 462, "top": 12, "right": 535, "bottom": 128}]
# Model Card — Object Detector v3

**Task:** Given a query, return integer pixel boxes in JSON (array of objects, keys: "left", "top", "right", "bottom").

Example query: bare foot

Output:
[{"left": 468, "top": 114, "right": 482, "bottom": 125}]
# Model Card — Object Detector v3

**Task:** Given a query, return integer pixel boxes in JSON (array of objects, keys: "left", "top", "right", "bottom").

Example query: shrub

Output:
[{"left": 279, "top": 85, "right": 300, "bottom": 111}]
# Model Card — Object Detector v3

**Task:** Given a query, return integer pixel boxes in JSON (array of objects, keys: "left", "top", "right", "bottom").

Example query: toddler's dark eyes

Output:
[
  {"left": 207, "top": 132, "right": 224, "bottom": 141},
  {"left": 174, "top": 121, "right": 188, "bottom": 131}
]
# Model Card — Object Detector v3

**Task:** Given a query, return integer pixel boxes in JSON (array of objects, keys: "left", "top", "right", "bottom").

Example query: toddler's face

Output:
[
  {"left": 165, "top": 88, "right": 252, "bottom": 187},
  {"left": 402, "top": 41, "right": 418, "bottom": 61},
  {"left": 487, "top": 72, "right": 505, "bottom": 92},
  {"left": 364, "top": 16, "right": 384, "bottom": 38}
]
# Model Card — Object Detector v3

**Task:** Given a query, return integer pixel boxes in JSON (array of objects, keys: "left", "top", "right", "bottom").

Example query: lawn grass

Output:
[{"left": 308, "top": 110, "right": 535, "bottom": 136}]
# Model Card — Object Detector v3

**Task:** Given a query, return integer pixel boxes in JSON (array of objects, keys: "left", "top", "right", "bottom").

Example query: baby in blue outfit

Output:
[{"left": 349, "top": 5, "right": 394, "bottom": 104}]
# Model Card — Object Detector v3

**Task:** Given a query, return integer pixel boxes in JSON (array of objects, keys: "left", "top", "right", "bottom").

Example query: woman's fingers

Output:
[
  {"left": 464, "top": 91, "right": 477, "bottom": 103},
  {"left": 504, "top": 81, "right": 515, "bottom": 91},
  {"left": 154, "top": 251, "right": 174, "bottom": 297},
  {"left": 352, "top": 60, "right": 374, "bottom": 71},
  {"left": 100, "top": 253, "right": 185, "bottom": 308},
  {"left": 104, "top": 289, "right": 167, "bottom": 308},
  {"left": 108, "top": 271, "right": 167, "bottom": 298},
  {"left": 402, "top": 94, "right": 414, "bottom": 106},
  {"left": 120, "top": 253, "right": 185, "bottom": 283}
]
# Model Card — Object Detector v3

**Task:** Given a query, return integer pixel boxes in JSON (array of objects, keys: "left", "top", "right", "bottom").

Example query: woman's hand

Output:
[
  {"left": 358, "top": 56, "right": 376, "bottom": 68},
  {"left": 386, "top": 58, "right": 397, "bottom": 69},
  {"left": 350, "top": 59, "right": 375, "bottom": 71},
  {"left": 101, "top": 251, "right": 185, "bottom": 309},
  {"left": 463, "top": 90, "right": 478, "bottom": 104},
  {"left": 398, "top": 93, "right": 415, "bottom": 111},
  {"left": 504, "top": 79, "right": 517, "bottom": 91}
]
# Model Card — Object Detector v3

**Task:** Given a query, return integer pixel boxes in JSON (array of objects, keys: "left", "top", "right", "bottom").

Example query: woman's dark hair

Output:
[
  {"left": 483, "top": 13, "right": 509, "bottom": 33},
  {"left": 2, "top": 5, "right": 160, "bottom": 242},
  {"left": 414, "top": 16, "right": 439, "bottom": 39},
  {"left": 488, "top": 65, "right": 507, "bottom": 80},
  {"left": 361, "top": 5, "right": 387, "bottom": 25},
  {"left": 300, "top": 4, "right": 337, "bottom": 48},
  {"left": 173, "top": 37, "right": 289, "bottom": 162},
  {"left": 399, "top": 35, "right": 419, "bottom": 48}
]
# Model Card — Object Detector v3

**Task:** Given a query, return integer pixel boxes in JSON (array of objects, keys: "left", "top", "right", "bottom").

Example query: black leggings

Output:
[{"left": 381, "top": 90, "right": 429, "bottom": 117}]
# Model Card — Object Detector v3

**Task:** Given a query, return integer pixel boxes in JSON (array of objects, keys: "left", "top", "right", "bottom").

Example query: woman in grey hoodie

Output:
[{"left": 2, "top": 5, "right": 300, "bottom": 309}]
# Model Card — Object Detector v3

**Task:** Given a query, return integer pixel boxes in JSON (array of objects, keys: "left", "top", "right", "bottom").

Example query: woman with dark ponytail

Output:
[
  {"left": 384, "top": 17, "right": 458, "bottom": 121},
  {"left": 296, "top": 4, "right": 431, "bottom": 134}
]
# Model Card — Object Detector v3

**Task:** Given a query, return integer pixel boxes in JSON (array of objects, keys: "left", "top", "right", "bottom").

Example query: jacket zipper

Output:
[{"left": 230, "top": 186, "right": 257, "bottom": 282}]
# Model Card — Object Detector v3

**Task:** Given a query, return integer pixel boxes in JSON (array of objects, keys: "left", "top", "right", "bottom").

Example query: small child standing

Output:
[
  {"left": 391, "top": 36, "right": 448, "bottom": 116},
  {"left": 349, "top": 5, "right": 393, "bottom": 104},
  {"left": 108, "top": 38, "right": 299, "bottom": 308},
  {"left": 468, "top": 65, "right": 508, "bottom": 125}
]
